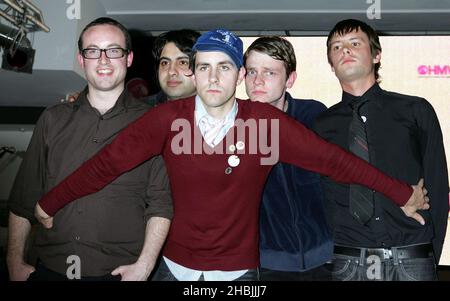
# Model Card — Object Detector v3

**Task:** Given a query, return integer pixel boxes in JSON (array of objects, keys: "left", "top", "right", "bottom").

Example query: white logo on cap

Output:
[
  {"left": 223, "top": 33, "right": 231, "bottom": 44},
  {"left": 210, "top": 29, "right": 238, "bottom": 52}
]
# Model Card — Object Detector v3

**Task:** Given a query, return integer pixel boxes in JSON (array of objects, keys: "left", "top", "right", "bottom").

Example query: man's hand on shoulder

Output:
[{"left": 61, "top": 92, "right": 81, "bottom": 103}]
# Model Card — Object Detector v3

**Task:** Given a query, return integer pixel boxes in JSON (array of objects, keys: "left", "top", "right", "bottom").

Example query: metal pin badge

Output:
[
  {"left": 236, "top": 141, "right": 245, "bottom": 150},
  {"left": 229, "top": 144, "right": 236, "bottom": 152},
  {"left": 225, "top": 167, "right": 232, "bottom": 174},
  {"left": 227, "top": 155, "right": 240, "bottom": 167}
]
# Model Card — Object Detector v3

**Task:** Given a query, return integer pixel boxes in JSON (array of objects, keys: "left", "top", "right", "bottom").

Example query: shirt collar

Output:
[
  {"left": 194, "top": 95, "right": 238, "bottom": 126},
  {"left": 76, "top": 87, "right": 132, "bottom": 118},
  {"left": 342, "top": 82, "right": 383, "bottom": 109}
]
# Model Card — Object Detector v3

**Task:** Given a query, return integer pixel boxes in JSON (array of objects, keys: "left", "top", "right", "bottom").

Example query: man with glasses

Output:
[
  {"left": 82, "top": 48, "right": 128, "bottom": 59},
  {"left": 66, "top": 30, "right": 200, "bottom": 106},
  {"left": 7, "top": 17, "right": 172, "bottom": 281}
]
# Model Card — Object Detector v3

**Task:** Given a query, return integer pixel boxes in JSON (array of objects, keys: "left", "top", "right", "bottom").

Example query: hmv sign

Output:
[{"left": 418, "top": 65, "right": 450, "bottom": 77}]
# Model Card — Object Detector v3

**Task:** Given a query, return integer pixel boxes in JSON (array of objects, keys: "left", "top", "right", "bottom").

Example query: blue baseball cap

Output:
[{"left": 192, "top": 29, "right": 243, "bottom": 68}]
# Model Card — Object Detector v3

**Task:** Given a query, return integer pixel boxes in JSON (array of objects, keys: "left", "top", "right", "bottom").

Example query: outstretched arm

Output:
[
  {"left": 34, "top": 105, "right": 171, "bottom": 221},
  {"left": 273, "top": 105, "right": 429, "bottom": 222}
]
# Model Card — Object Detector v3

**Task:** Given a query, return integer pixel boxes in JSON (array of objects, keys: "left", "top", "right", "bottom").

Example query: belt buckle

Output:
[
  {"left": 382, "top": 249, "right": 392, "bottom": 260},
  {"left": 367, "top": 248, "right": 392, "bottom": 260}
]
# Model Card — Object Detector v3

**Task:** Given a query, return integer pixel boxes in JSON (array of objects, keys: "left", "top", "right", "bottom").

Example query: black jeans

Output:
[
  {"left": 260, "top": 264, "right": 332, "bottom": 281},
  {"left": 152, "top": 258, "right": 259, "bottom": 281},
  {"left": 27, "top": 262, "right": 121, "bottom": 281}
]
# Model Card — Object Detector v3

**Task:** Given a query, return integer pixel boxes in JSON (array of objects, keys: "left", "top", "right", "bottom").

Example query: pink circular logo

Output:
[{"left": 417, "top": 65, "right": 428, "bottom": 75}]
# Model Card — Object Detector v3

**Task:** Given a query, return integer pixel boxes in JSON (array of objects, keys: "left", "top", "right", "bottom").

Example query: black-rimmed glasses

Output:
[{"left": 81, "top": 48, "right": 129, "bottom": 59}]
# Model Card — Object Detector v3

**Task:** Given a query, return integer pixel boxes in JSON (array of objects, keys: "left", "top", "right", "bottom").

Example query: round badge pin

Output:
[
  {"left": 225, "top": 167, "right": 232, "bottom": 175},
  {"left": 227, "top": 155, "right": 240, "bottom": 167},
  {"left": 229, "top": 144, "right": 236, "bottom": 152},
  {"left": 236, "top": 141, "right": 245, "bottom": 150}
]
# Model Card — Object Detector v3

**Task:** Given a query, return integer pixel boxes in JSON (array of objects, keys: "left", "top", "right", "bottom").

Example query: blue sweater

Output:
[{"left": 259, "top": 93, "right": 333, "bottom": 272}]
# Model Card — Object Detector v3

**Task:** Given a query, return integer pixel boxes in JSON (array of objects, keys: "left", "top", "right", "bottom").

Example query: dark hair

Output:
[
  {"left": 152, "top": 29, "right": 201, "bottom": 62},
  {"left": 78, "top": 17, "right": 132, "bottom": 52},
  {"left": 327, "top": 19, "right": 382, "bottom": 81},
  {"left": 244, "top": 36, "right": 296, "bottom": 78}
]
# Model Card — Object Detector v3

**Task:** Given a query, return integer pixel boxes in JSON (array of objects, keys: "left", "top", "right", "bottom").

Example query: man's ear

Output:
[
  {"left": 373, "top": 51, "right": 381, "bottom": 64},
  {"left": 236, "top": 66, "right": 246, "bottom": 86},
  {"left": 192, "top": 72, "right": 197, "bottom": 87},
  {"left": 286, "top": 71, "right": 297, "bottom": 89},
  {"left": 127, "top": 50, "right": 134, "bottom": 67},
  {"left": 192, "top": 72, "right": 197, "bottom": 88},
  {"left": 77, "top": 53, "right": 85, "bottom": 69}
]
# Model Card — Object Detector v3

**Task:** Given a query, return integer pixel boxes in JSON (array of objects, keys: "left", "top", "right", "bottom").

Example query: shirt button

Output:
[
  {"left": 75, "top": 236, "right": 80, "bottom": 241},
  {"left": 93, "top": 138, "right": 99, "bottom": 143},
  {"left": 375, "top": 217, "right": 380, "bottom": 221}
]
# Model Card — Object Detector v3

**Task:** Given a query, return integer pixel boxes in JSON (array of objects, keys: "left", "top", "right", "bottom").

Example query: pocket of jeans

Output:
[
  {"left": 331, "top": 256, "right": 358, "bottom": 281},
  {"left": 398, "top": 257, "right": 437, "bottom": 281}
]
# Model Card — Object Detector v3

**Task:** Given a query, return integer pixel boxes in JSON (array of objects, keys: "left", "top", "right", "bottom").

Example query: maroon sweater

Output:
[{"left": 39, "top": 97, "right": 412, "bottom": 271}]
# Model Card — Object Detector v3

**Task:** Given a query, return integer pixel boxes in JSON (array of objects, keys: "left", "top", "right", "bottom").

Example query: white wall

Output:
[{"left": 31, "top": 0, "right": 106, "bottom": 76}]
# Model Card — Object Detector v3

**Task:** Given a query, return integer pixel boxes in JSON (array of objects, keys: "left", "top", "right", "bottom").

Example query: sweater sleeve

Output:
[
  {"left": 273, "top": 106, "right": 413, "bottom": 206},
  {"left": 38, "top": 105, "right": 170, "bottom": 216},
  {"left": 144, "top": 155, "right": 173, "bottom": 221}
]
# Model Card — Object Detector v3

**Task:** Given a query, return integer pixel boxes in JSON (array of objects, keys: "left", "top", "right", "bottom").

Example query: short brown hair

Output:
[{"left": 244, "top": 36, "right": 296, "bottom": 78}]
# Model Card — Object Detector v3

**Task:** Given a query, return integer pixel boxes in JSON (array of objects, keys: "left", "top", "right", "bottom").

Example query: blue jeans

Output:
[
  {"left": 330, "top": 244, "right": 437, "bottom": 281},
  {"left": 152, "top": 258, "right": 260, "bottom": 281}
]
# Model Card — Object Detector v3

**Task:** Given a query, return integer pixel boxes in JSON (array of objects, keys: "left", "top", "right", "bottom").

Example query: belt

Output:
[{"left": 334, "top": 244, "right": 433, "bottom": 260}]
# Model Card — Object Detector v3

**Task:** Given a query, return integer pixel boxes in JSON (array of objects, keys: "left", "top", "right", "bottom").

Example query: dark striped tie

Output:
[{"left": 349, "top": 99, "right": 374, "bottom": 224}]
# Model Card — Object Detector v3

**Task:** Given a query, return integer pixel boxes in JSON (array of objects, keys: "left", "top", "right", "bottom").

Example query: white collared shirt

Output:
[{"left": 195, "top": 95, "right": 238, "bottom": 147}]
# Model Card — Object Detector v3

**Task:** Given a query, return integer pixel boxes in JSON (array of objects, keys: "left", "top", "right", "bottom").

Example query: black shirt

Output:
[
  {"left": 313, "top": 83, "right": 448, "bottom": 261},
  {"left": 8, "top": 88, "right": 173, "bottom": 276}
]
